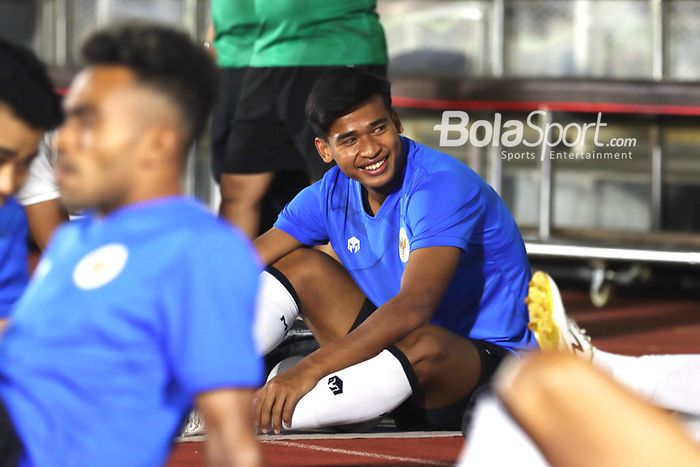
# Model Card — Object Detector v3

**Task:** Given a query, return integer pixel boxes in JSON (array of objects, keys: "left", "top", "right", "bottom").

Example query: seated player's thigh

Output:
[
  {"left": 272, "top": 248, "right": 366, "bottom": 345},
  {"left": 394, "top": 325, "right": 482, "bottom": 409}
]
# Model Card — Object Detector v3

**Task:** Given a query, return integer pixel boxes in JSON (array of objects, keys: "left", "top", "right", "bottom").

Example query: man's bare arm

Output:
[
  {"left": 23, "top": 199, "right": 68, "bottom": 250},
  {"left": 254, "top": 228, "right": 303, "bottom": 267},
  {"left": 197, "top": 388, "right": 263, "bottom": 467}
]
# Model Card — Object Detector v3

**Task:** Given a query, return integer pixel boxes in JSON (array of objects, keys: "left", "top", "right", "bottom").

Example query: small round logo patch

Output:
[
  {"left": 399, "top": 227, "right": 410, "bottom": 263},
  {"left": 73, "top": 244, "right": 129, "bottom": 290}
]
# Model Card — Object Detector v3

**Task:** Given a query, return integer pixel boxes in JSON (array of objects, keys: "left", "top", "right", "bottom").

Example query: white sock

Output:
[
  {"left": 288, "top": 349, "right": 414, "bottom": 429},
  {"left": 593, "top": 350, "right": 700, "bottom": 416},
  {"left": 457, "top": 393, "right": 548, "bottom": 467},
  {"left": 253, "top": 269, "right": 300, "bottom": 356}
]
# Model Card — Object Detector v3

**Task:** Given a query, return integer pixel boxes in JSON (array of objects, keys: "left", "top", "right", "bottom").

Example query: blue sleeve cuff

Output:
[
  {"left": 273, "top": 217, "right": 326, "bottom": 246},
  {"left": 185, "top": 361, "right": 264, "bottom": 396},
  {"left": 410, "top": 236, "right": 469, "bottom": 252}
]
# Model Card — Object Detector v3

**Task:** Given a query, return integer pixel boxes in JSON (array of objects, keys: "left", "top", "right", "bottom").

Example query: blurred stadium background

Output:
[{"left": 2, "top": 0, "right": 699, "bottom": 305}]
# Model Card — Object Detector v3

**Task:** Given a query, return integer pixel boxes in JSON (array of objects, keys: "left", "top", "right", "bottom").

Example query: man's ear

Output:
[
  {"left": 391, "top": 110, "right": 404, "bottom": 134},
  {"left": 140, "top": 125, "right": 180, "bottom": 168},
  {"left": 315, "top": 137, "right": 334, "bottom": 164}
]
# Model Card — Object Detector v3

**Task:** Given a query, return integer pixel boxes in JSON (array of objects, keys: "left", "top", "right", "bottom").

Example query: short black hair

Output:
[
  {"left": 82, "top": 22, "right": 219, "bottom": 146},
  {"left": 306, "top": 67, "right": 392, "bottom": 139},
  {"left": 0, "top": 38, "right": 62, "bottom": 130}
]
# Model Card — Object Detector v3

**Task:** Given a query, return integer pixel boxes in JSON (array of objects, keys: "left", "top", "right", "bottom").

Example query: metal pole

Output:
[
  {"left": 185, "top": 143, "right": 197, "bottom": 197},
  {"left": 651, "top": 0, "right": 664, "bottom": 80},
  {"left": 490, "top": 0, "right": 505, "bottom": 77},
  {"left": 538, "top": 110, "right": 553, "bottom": 240},
  {"left": 650, "top": 123, "right": 663, "bottom": 230},
  {"left": 96, "top": 0, "right": 111, "bottom": 27},
  {"left": 55, "top": 0, "right": 68, "bottom": 66},
  {"left": 184, "top": 0, "right": 199, "bottom": 37},
  {"left": 573, "top": 0, "right": 591, "bottom": 76},
  {"left": 487, "top": 144, "right": 502, "bottom": 194}
]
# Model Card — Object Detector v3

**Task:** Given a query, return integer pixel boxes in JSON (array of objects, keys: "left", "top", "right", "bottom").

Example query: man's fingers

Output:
[
  {"left": 282, "top": 393, "right": 299, "bottom": 430},
  {"left": 270, "top": 392, "right": 287, "bottom": 434},
  {"left": 253, "top": 388, "right": 266, "bottom": 431}
]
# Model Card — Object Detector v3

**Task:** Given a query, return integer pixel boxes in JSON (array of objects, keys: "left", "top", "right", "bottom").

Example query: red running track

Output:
[{"left": 168, "top": 436, "right": 464, "bottom": 467}]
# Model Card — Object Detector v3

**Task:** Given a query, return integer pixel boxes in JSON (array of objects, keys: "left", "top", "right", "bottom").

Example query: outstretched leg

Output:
[{"left": 528, "top": 270, "right": 700, "bottom": 416}]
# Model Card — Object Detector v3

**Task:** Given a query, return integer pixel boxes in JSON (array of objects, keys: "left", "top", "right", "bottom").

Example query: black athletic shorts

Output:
[
  {"left": 218, "top": 65, "right": 387, "bottom": 181},
  {"left": 349, "top": 299, "right": 511, "bottom": 431},
  {"left": 211, "top": 67, "right": 248, "bottom": 181},
  {"left": 0, "top": 398, "right": 21, "bottom": 467}
]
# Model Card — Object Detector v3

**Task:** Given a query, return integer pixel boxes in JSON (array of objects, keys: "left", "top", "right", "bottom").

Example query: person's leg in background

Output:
[
  {"left": 219, "top": 172, "right": 274, "bottom": 238},
  {"left": 219, "top": 68, "right": 308, "bottom": 237},
  {"left": 528, "top": 270, "right": 700, "bottom": 417},
  {"left": 458, "top": 353, "right": 700, "bottom": 467}
]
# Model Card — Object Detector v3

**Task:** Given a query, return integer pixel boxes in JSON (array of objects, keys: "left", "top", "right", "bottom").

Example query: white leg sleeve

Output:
[
  {"left": 457, "top": 393, "right": 548, "bottom": 467},
  {"left": 253, "top": 269, "right": 300, "bottom": 356},
  {"left": 594, "top": 350, "right": 700, "bottom": 416},
  {"left": 288, "top": 349, "right": 414, "bottom": 429}
]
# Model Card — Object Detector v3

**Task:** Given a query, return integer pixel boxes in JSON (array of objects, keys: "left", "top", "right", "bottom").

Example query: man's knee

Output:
[
  {"left": 394, "top": 326, "right": 451, "bottom": 387},
  {"left": 500, "top": 353, "right": 591, "bottom": 411}
]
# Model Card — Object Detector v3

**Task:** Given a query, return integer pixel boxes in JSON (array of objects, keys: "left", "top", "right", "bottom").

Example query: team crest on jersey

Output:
[
  {"left": 73, "top": 244, "right": 129, "bottom": 290},
  {"left": 399, "top": 227, "right": 410, "bottom": 263},
  {"left": 347, "top": 236, "right": 360, "bottom": 253}
]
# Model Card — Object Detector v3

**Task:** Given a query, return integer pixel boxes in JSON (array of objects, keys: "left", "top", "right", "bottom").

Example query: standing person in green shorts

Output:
[{"left": 213, "top": 0, "right": 388, "bottom": 238}]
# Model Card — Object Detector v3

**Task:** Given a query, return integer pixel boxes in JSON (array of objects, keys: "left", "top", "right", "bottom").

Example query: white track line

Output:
[
  {"left": 260, "top": 439, "right": 453, "bottom": 466},
  {"left": 178, "top": 431, "right": 462, "bottom": 443}
]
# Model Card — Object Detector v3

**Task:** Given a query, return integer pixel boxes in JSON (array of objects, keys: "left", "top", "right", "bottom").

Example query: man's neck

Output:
[{"left": 97, "top": 177, "right": 182, "bottom": 217}]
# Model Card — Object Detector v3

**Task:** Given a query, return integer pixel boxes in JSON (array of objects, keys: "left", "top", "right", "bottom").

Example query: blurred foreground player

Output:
[
  {"left": 0, "top": 25, "right": 263, "bottom": 467},
  {"left": 251, "top": 68, "right": 537, "bottom": 434},
  {"left": 458, "top": 353, "right": 700, "bottom": 467},
  {"left": 0, "top": 38, "right": 62, "bottom": 330}
]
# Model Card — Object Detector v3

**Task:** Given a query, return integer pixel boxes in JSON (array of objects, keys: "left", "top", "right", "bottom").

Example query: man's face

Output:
[
  {"left": 56, "top": 66, "right": 170, "bottom": 213},
  {"left": 0, "top": 105, "right": 42, "bottom": 205},
  {"left": 315, "top": 95, "right": 404, "bottom": 194}
]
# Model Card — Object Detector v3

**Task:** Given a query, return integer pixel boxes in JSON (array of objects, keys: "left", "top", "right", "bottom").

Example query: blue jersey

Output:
[
  {"left": 275, "top": 137, "right": 536, "bottom": 351},
  {"left": 0, "top": 197, "right": 263, "bottom": 467},
  {"left": 0, "top": 197, "right": 28, "bottom": 318}
]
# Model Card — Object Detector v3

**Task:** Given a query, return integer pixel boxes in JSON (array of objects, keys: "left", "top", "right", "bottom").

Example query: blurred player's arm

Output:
[
  {"left": 197, "top": 388, "right": 263, "bottom": 467},
  {"left": 23, "top": 199, "right": 67, "bottom": 250},
  {"left": 496, "top": 353, "right": 700, "bottom": 467}
]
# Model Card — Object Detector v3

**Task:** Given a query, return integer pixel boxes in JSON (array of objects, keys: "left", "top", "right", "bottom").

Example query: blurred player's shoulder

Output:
[{"left": 0, "top": 197, "right": 26, "bottom": 229}]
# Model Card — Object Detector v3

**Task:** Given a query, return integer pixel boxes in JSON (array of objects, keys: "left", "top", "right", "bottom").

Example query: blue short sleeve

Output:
[
  {"left": 164, "top": 225, "right": 263, "bottom": 396},
  {"left": 0, "top": 200, "right": 29, "bottom": 318},
  {"left": 274, "top": 182, "right": 328, "bottom": 246},
  {"left": 407, "top": 171, "right": 485, "bottom": 252}
]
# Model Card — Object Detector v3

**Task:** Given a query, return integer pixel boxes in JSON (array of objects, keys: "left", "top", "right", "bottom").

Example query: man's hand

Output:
[
  {"left": 254, "top": 360, "right": 321, "bottom": 434},
  {"left": 196, "top": 388, "right": 263, "bottom": 467}
]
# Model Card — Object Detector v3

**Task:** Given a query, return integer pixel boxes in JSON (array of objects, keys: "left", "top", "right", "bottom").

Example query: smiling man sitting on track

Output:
[{"left": 251, "top": 67, "right": 538, "bottom": 434}]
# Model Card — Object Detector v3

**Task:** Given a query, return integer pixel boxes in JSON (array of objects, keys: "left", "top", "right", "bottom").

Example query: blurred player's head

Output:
[
  {"left": 0, "top": 38, "right": 62, "bottom": 204},
  {"left": 306, "top": 68, "right": 404, "bottom": 196},
  {"left": 56, "top": 22, "right": 218, "bottom": 213}
]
